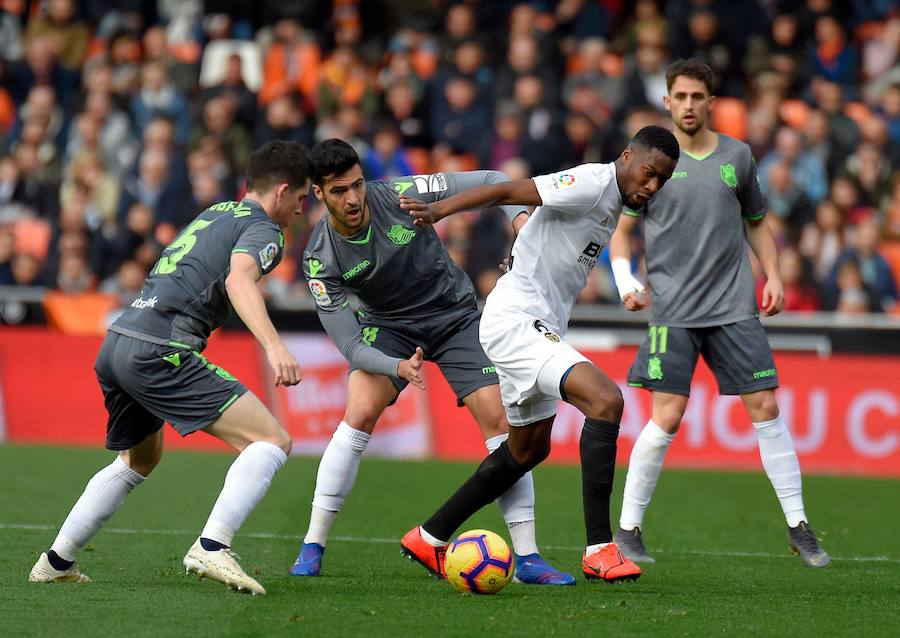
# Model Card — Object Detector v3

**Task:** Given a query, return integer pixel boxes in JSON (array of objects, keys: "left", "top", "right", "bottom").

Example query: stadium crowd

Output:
[{"left": 0, "top": 0, "right": 898, "bottom": 324}]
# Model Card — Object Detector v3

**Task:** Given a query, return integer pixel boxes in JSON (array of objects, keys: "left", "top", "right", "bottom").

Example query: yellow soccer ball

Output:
[{"left": 445, "top": 529, "right": 514, "bottom": 594}]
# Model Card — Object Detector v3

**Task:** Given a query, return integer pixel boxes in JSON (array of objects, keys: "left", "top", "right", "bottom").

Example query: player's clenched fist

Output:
[{"left": 267, "top": 342, "right": 303, "bottom": 386}]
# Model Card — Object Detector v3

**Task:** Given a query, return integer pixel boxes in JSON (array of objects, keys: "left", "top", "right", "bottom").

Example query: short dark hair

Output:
[
  {"left": 666, "top": 58, "right": 717, "bottom": 94},
  {"left": 245, "top": 140, "right": 312, "bottom": 193},
  {"left": 309, "top": 138, "right": 361, "bottom": 186},
  {"left": 631, "top": 125, "right": 680, "bottom": 162}
]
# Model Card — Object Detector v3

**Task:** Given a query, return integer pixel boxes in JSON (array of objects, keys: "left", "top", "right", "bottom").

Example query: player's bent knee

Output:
[
  {"left": 121, "top": 453, "right": 161, "bottom": 478},
  {"left": 586, "top": 383, "right": 624, "bottom": 422}
]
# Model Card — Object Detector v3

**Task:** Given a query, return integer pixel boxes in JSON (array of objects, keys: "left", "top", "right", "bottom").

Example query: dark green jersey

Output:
[
  {"left": 624, "top": 135, "right": 765, "bottom": 327},
  {"left": 303, "top": 178, "right": 476, "bottom": 323},
  {"left": 111, "top": 199, "right": 283, "bottom": 351}
]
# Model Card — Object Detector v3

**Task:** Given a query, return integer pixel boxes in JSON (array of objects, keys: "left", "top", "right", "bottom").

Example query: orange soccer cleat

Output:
[
  {"left": 400, "top": 526, "right": 447, "bottom": 579},
  {"left": 582, "top": 543, "right": 642, "bottom": 583}
]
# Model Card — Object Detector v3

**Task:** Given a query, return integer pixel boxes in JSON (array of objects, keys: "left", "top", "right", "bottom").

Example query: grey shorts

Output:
[
  {"left": 353, "top": 307, "right": 498, "bottom": 406},
  {"left": 627, "top": 318, "right": 779, "bottom": 397},
  {"left": 94, "top": 332, "right": 248, "bottom": 450}
]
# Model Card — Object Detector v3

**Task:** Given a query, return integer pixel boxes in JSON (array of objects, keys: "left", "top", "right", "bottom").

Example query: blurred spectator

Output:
[
  {"left": 780, "top": 246, "right": 820, "bottom": 311},
  {"left": 258, "top": 17, "right": 321, "bottom": 111},
  {"left": 839, "top": 142, "right": 893, "bottom": 212},
  {"left": 825, "top": 216, "right": 898, "bottom": 311},
  {"left": 116, "top": 149, "right": 186, "bottom": 226},
  {"left": 431, "top": 75, "right": 490, "bottom": 162},
  {"left": 255, "top": 94, "right": 313, "bottom": 148},
  {"left": 67, "top": 90, "right": 137, "bottom": 176},
  {"left": 317, "top": 46, "right": 378, "bottom": 120},
  {"left": 766, "top": 160, "right": 815, "bottom": 238},
  {"left": 809, "top": 15, "right": 860, "bottom": 96},
  {"left": 0, "top": 225, "right": 13, "bottom": 283},
  {"left": 189, "top": 95, "right": 251, "bottom": 177},
  {"left": 760, "top": 126, "right": 829, "bottom": 203},
  {"left": 131, "top": 62, "right": 190, "bottom": 145},
  {"left": 12, "top": 142, "right": 58, "bottom": 219},
  {"left": 744, "top": 13, "right": 808, "bottom": 97},
  {"left": 200, "top": 52, "right": 258, "bottom": 130},
  {"left": 381, "top": 81, "right": 430, "bottom": 148},
  {"left": 11, "top": 251, "right": 41, "bottom": 286},
  {"left": 25, "top": 0, "right": 89, "bottom": 71},
  {"left": 883, "top": 174, "right": 900, "bottom": 241},
  {"left": 0, "top": 3, "right": 25, "bottom": 63},
  {"left": 363, "top": 121, "right": 412, "bottom": 180},
  {"left": 622, "top": 21, "right": 670, "bottom": 111},
  {"left": 800, "top": 198, "right": 845, "bottom": 282}
]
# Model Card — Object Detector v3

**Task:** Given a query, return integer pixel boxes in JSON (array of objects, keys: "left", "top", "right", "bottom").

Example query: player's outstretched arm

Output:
[
  {"left": 609, "top": 213, "right": 647, "bottom": 311},
  {"left": 317, "top": 305, "right": 425, "bottom": 389},
  {"left": 400, "top": 178, "right": 542, "bottom": 226},
  {"left": 745, "top": 215, "right": 784, "bottom": 315},
  {"left": 226, "top": 252, "right": 302, "bottom": 386}
]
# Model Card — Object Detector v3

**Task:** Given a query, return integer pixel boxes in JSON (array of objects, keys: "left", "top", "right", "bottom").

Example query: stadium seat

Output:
[
  {"left": 779, "top": 99, "right": 811, "bottom": 130},
  {"left": 406, "top": 147, "right": 431, "bottom": 174},
  {"left": 711, "top": 97, "right": 748, "bottom": 141},
  {"left": 43, "top": 291, "right": 120, "bottom": 335},
  {"left": 13, "top": 217, "right": 51, "bottom": 262},
  {"left": 199, "top": 40, "right": 263, "bottom": 92}
]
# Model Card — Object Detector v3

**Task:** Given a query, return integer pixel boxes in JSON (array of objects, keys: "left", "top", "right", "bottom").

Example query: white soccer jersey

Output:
[{"left": 488, "top": 162, "right": 623, "bottom": 333}]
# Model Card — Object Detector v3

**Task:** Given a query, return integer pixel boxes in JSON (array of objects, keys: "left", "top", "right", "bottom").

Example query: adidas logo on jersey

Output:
[{"left": 131, "top": 296, "right": 159, "bottom": 309}]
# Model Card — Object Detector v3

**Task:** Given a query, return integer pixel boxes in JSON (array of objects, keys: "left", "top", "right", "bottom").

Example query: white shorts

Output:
[{"left": 479, "top": 303, "right": 589, "bottom": 426}]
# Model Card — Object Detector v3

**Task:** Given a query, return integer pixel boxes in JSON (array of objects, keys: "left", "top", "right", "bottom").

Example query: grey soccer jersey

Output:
[
  {"left": 111, "top": 199, "right": 283, "bottom": 350},
  {"left": 624, "top": 134, "right": 765, "bottom": 327},
  {"left": 303, "top": 171, "right": 522, "bottom": 377}
]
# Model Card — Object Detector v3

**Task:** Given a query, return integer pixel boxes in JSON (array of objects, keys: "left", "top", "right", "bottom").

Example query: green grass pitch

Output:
[{"left": 1, "top": 444, "right": 898, "bottom": 637}]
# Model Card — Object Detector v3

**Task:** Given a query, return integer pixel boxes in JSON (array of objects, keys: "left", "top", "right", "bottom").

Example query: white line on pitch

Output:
[{"left": 1, "top": 522, "right": 896, "bottom": 564}]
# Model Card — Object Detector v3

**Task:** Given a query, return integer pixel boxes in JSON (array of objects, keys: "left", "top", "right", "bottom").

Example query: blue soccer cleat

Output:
[
  {"left": 513, "top": 553, "right": 576, "bottom": 586},
  {"left": 289, "top": 542, "right": 325, "bottom": 577}
]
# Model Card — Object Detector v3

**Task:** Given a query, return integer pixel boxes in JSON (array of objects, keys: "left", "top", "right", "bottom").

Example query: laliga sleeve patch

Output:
[
  {"left": 259, "top": 242, "right": 279, "bottom": 271},
  {"left": 556, "top": 173, "right": 576, "bottom": 188},
  {"left": 308, "top": 279, "right": 332, "bottom": 306}
]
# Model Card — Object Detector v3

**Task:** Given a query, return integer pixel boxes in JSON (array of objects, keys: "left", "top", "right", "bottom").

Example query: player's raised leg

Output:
[
  {"left": 29, "top": 429, "right": 162, "bottom": 584},
  {"left": 463, "top": 384, "right": 574, "bottom": 585},
  {"left": 402, "top": 418, "right": 552, "bottom": 579},
  {"left": 183, "top": 392, "right": 292, "bottom": 595},
  {"left": 290, "top": 370, "right": 397, "bottom": 576},
  {"left": 742, "top": 389, "right": 830, "bottom": 568},
  {"left": 616, "top": 391, "right": 685, "bottom": 563},
  {"left": 561, "top": 362, "right": 641, "bottom": 583}
]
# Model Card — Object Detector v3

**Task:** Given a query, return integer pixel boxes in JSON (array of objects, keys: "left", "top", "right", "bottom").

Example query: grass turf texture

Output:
[{"left": 1, "top": 444, "right": 898, "bottom": 637}]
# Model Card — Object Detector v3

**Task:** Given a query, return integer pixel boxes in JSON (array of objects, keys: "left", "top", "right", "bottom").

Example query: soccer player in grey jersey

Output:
[
  {"left": 29, "top": 141, "right": 313, "bottom": 594},
  {"left": 290, "top": 139, "right": 573, "bottom": 585},
  {"left": 611, "top": 60, "right": 830, "bottom": 568}
]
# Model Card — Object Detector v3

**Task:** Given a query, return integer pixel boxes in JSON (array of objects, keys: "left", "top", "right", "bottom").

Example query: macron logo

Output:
[{"left": 131, "top": 296, "right": 159, "bottom": 309}]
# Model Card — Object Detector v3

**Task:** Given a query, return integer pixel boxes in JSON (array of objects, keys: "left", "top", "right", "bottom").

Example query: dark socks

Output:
[
  {"left": 422, "top": 441, "right": 528, "bottom": 542},
  {"left": 46, "top": 550, "right": 73, "bottom": 571},
  {"left": 200, "top": 537, "right": 229, "bottom": 551},
  {"left": 580, "top": 417, "right": 620, "bottom": 546}
]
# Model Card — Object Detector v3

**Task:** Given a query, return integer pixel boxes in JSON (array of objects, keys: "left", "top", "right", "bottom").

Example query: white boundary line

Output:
[{"left": 2, "top": 523, "right": 896, "bottom": 564}]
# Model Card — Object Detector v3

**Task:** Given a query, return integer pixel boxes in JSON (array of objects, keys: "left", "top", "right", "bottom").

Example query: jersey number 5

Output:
[{"left": 154, "top": 218, "right": 214, "bottom": 275}]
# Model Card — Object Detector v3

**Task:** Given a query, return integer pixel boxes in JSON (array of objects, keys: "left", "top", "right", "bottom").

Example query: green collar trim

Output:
[{"left": 342, "top": 224, "right": 372, "bottom": 245}]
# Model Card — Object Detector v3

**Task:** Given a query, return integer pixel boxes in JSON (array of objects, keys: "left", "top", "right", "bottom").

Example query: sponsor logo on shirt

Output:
[
  {"left": 720, "top": 164, "right": 738, "bottom": 188},
  {"left": 411, "top": 174, "right": 448, "bottom": 193},
  {"left": 532, "top": 319, "right": 561, "bottom": 342},
  {"left": 131, "top": 296, "right": 158, "bottom": 309},
  {"left": 671, "top": 171, "right": 688, "bottom": 179},
  {"left": 343, "top": 259, "right": 372, "bottom": 280},
  {"left": 259, "top": 242, "right": 278, "bottom": 271},
  {"left": 308, "top": 279, "right": 331, "bottom": 306},
  {"left": 648, "top": 356, "right": 664, "bottom": 380},
  {"left": 578, "top": 241, "right": 604, "bottom": 268},
  {"left": 308, "top": 258, "right": 323, "bottom": 277},
  {"left": 387, "top": 224, "right": 415, "bottom": 245}
]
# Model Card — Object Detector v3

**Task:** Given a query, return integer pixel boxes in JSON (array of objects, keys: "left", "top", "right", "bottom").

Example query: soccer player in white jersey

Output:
[
  {"left": 399, "top": 126, "right": 678, "bottom": 583},
  {"left": 610, "top": 60, "right": 830, "bottom": 568}
]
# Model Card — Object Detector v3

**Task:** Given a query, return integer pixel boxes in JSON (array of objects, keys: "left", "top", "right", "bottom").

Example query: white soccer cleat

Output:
[
  {"left": 183, "top": 538, "right": 266, "bottom": 595},
  {"left": 28, "top": 552, "right": 91, "bottom": 583}
]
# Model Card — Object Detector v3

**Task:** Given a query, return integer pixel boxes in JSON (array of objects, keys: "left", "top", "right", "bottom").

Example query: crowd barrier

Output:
[{"left": 0, "top": 327, "right": 897, "bottom": 477}]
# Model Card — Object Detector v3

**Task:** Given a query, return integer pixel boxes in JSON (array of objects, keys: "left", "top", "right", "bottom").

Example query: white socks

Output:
[
  {"left": 304, "top": 422, "right": 371, "bottom": 546},
  {"left": 754, "top": 414, "right": 807, "bottom": 527},
  {"left": 619, "top": 421, "right": 674, "bottom": 531},
  {"left": 201, "top": 441, "right": 287, "bottom": 547},
  {"left": 486, "top": 433, "right": 538, "bottom": 556},
  {"left": 51, "top": 456, "right": 146, "bottom": 561}
]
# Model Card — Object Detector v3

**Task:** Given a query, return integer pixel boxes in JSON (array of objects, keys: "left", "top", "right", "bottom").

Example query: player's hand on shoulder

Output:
[
  {"left": 398, "top": 346, "right": 426, "bottom": 390},
  {"left": 761, "top": 278, "right": 784, "bottom": 316},
  {"left": 266, "top": 342, "right": 303, "bottom": 386},
  {"left": 400, "top": 196, "right": 442, "bottom": 227},
  {"left": 623, "top": 291, "right": 648, "bottom": 312}
]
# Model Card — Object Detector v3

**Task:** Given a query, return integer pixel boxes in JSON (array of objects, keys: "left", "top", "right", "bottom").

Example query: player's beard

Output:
[{"left": 676, "top": 111, "right": 705, "bottom": 136}]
